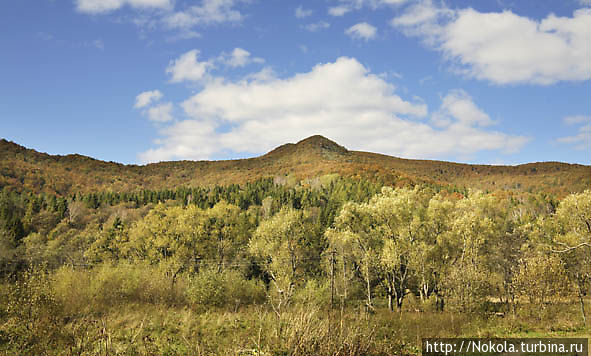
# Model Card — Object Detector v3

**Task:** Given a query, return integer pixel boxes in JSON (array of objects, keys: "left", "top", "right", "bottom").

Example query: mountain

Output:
[{"left": 1, "top": 136, "right": 590, "bottom": 197}]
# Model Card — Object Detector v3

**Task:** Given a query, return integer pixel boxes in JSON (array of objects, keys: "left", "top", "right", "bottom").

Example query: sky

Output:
[{"left": 0, "top": 0, "right": 590, "bottom": 165}]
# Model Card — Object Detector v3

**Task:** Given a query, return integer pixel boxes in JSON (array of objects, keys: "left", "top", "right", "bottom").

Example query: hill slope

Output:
[{"left": 1, "top": 135, "right": 590, "bottom": 197}]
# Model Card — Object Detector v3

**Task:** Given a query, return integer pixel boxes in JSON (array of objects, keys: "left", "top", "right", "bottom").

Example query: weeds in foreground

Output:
[{"left": 0, "top": 265, "right": 589, "bottom": 355}]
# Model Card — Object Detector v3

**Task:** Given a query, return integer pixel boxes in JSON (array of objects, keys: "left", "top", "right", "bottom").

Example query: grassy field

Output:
[{"left": 1, "top": 265, "right": 588, "bottom": 356}]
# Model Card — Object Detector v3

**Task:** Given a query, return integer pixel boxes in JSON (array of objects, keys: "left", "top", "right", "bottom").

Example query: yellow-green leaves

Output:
[
  {"left": 554, "top": 190, "right": 591, "bottom": 250},
  {"left": 249, "top": 208, "right": 317, "bottom": 308}
]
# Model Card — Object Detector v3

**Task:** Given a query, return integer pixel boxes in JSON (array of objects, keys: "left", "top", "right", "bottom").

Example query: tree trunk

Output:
[
  {"left": 578, "top": 287, "right": 587, "bottom": 325},
  {"left": 419, "top": 289, "right": 425, "bottom": 304},
  {"left": 342, "top": 257, "right": 348, "bottom": 300},
  {"left": 396, "top": 295, "right": 404, "bottom": 312},
  {"left": 388, "top": 293, "right": 393, "bottom": 312},
  {"left": 435, "top": 293, "right": 445, "bottom": 312},
  {"left": 393, "top": 286, "right": 403, "bottom": 312},
  {"left": 366, "top": 276, "right": 372, "bottom": 308}
]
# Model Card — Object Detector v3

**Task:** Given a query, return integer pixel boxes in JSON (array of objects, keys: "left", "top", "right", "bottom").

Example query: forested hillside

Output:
[
  {"left": 2, "top": 135, "right": 590, "bottom": 197},
  {"left": 1, "top": 135, "right": 591, "bottom": 355}
]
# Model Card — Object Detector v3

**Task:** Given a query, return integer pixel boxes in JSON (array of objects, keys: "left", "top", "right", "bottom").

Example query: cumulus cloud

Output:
[
  {"left": 76, "top": 0, "right": 247, "bottom": 40},
  {"left": 391, "top": 1, "right": 591, "bottom": 85},
  {"left": 557, "top": 126, "right": 591, "bottom": 150},
  {"left": 345, "top": 22, "right": 377, "bottom": 41},
  {"left": 163, "top": 0, "right": 244, "bottom": 29},
  {"left": 295, "top": 6, "right": 313, "bottom": 18},
  {"left": 135, "top": 90, "right": 163, "bottom": 108},
  {"left": 138, "top": 57, "right": 527, "bottom": 163},
  {"left": 221, "top": 48, "right": 264, "bottom": 68},
  {"left": 165, "top": 48, "right": 264, "bottom": 83},
  {"left": 432, "top": 90, "right": 494, "bottom": 128},
  {"left": 557, "top": 115, "right": 591, "bottom": 149},
  {"left": 76, "top": 0, "right": 173, "bottom": 14},
  {"left": 140, "top": 120, "right": 219, "bottom": 162},
  {"left": 134, "top": 90, "right": 174, "bottom": 123},
  {"left": 147, "top": 102, "right": 174, "bottom": 122},
  {"left": 166, "top": 50, "right": 213, "bottom": 83}
]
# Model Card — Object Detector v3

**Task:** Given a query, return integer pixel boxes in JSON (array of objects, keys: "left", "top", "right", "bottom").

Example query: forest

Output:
[{"left": 1, "top": 172, "right": 590, "bottom": 355}]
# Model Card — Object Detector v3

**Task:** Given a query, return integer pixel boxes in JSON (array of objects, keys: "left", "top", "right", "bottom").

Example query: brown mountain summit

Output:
[
  {"left": 1, "top": 136, "right": 590, "bottom": 197},
  {"left": 263, "top": 135, "right": 349, "bottom": 161}
]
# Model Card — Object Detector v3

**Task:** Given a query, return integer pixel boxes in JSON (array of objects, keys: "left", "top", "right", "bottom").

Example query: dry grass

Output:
[{"left": 1, "top": 266, "right": 590, "bottom": 355}]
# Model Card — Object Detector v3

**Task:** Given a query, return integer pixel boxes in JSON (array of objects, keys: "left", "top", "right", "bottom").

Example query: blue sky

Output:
[{"left": 1, "top": 0, "right": 590, "bottom": 165}]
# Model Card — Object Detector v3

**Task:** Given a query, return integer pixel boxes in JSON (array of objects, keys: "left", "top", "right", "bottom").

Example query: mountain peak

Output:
[
  {"left": 262, "top": 135, "right": 349, "bottom": 160},
  {"left": 295, "top": 135, "right": 349, "bottom": 154}
]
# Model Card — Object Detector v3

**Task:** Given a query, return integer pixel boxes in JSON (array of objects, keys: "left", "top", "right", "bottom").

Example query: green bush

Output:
[
  {"left": 185, "top": 268, "right": 266, "bottom": 310},
  {"left": 52, "top": 262, "right": 185, "bottom": 315},
  {"left": 0, "top": 267, "right": 66, "bottom": 354},
  {"left": 292, "top": 279, "right": 332, "bottom": 308}
]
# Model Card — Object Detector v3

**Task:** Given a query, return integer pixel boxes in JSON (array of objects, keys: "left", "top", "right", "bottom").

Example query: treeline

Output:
[
  {"left": 1, "top": 176, "right": 385, "bottom": 269},
  {"left": 2, "top": 174, "right": 590, "bottom": 354},
  {"left": 3, "top": 174, "right": 584, "bottom": 317}
]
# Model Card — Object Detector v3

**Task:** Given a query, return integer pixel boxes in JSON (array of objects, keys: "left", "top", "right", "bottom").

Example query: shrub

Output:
[
  {"left": 0, "top": 267, "right": 65, "bottom": 354},
  {"left": 52, "top": 262, "right": 185, "bottom": 315},
  {"left": 292, "top": 279, "right": 332, "bottom": 308},
  {"left": 513, "top": 254, "right": 572, "bottom": 306},
  {"left": 185, "top": 268, "right": 266, "bottom": 310}
]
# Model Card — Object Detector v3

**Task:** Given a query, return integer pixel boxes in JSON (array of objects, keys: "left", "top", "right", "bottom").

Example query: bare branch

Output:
[{"left": 552, "top": 242, "right": 591, "bottom": 253}]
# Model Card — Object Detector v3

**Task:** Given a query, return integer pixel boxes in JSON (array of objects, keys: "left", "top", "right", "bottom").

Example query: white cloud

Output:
[
  {"left": 328, "top": 6, "right": 350, "bottom": 16},
  {"left": 139, "top": 57, "right": 527, "bottom": 163},
  {"left": 557, "top": 125, "right": 591, "bottom": 150},
  {"left": 380, "top": 0, "right": 408, "bottom": 4},
  {"left": 88, "top": 39, "right": 104, "bottom": 50},
  {"left": 165, "top": 30, "right": 202, "bottom": 42},
  {"left": 166, "top": 50, "right": 213, "bottom": 83},
  {"left": 329, "top": 0, "right": 407, "bottom": 16},
  {"left": 147, "top": 102, "right": 174, "bottom": 122},
  {"left": 134, "top": 90, "right": 163, "bottom": 108},
  {"left": 76, "top": 0, "right": 247, "bottom": 40},
  {"left": 221, "top": 48, "right": 264, "bottom": 68},
  {"left": 345, "top": 22, "right": 377, "bottom": 41},
  {"left": 578, "top": 0, "right": 591, "bottom": 6},
  {"left": 76, "top": 0, "right": 173, "bottom": 14},
  {"left": 140, "top": 120, "right": 219, "bottom": 162},
  {"left": 391, "top": 1, "right": 591, "bottom": 85},
  {"left": 303, "top": 21, "right": 330, "bottom": 32},
  {"left": 242, "top": 67, "right": 276, "bottom": 83},
  {"left": 433, "top": 90, "right": 494, "bottom": 128},
  {"left": 163, "top": 0, "right": 244, "bottom": 29},
  {"left": 295, "top": 6, "right": 313, "bottom": 19},
  {"left": 390, "top": 0, "right": 452, "bottom": 35},
  {"left": 564, "top": 115, "right": 591, "bottom": 125},
  {"left": 226, "top": 48, "right": 251, "bottom": 67},
  {"left": 558, "top": 115, "right": 591, "bottom": 150},
  {"left": 165, "top": 48, "right": 264, "bottom": 83},
  {"left": 134, "top": 91, "right": 173, "bottom": 123}
]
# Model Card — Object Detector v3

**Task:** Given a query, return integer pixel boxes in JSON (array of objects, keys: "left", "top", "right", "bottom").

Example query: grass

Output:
[{"left": 1, "top": 266, "right": 590, "bottom": 355}]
